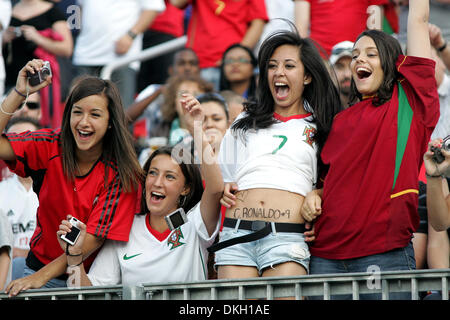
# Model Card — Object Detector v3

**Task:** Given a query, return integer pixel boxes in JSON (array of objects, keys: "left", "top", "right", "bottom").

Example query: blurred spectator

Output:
[
  {"left": 294, "top": 0, "right": 387, "bottom": 57},
  {"left": 254, "top": 0, "right": 295, "bottom": 56},
  {"left": 72, "top": 0, "right": 165, "bottom": 109},
  {"left": 329, "top": 41, "right": 354, "bottom": 109},
  {"left": 197, "top": 92, "right": 230, "bottom": 155},
  {"left": 137, "top": 0, "right": 185, "bottom": 92},
  {"left": 219, "top": 44, "right": 257, "bottom": 100},
  {"left": 427, "top": 23, "right": 450, "bottom": 140},
  {"left": 2, "top": 117, "right": 41, "bottom": 280},
  {"left": 2, "top": 0, "right": 73, "bottom": 129},
  {"left": 0, "top": 208, "right": 13, "bottom": 291},
  {"left": 170, "top": 0, "right": 268, "bottom": 90},
  {"left": 12, "top": 91, "right": 42, "bottom": 121},
  {"left": 127, "top": 48, "right": 200, "bottom": 132},
  {"left": 398, "top": 1, "right": 450, "bottom": 45},
  {"left": 137, "top": 73, "right": 213, "bottom": 165},
  {"left": 0, "top": 0, "right": 11, "bottom": 99},
  {"left": 220, "top": 90, "right": 245, "bottom": 124}
]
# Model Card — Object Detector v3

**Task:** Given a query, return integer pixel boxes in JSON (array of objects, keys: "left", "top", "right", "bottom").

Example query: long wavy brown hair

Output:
[
  {"left": 60, "top": 76, "right": 144, "bottom": 192},
  {"left": 161, "top": 74, "right": 214, "bottom": 122}
]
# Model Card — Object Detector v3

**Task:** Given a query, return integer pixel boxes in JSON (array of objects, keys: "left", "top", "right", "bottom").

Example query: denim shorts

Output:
[{"left": 214, "top": 223, "right": 310, "bottom": 275}]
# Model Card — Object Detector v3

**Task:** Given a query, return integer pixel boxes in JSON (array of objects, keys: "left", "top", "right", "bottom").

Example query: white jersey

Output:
[
  {"left": 87, "top": 202, "right": 220, "bottom": 287},
  {"left": 219, "top": 112, "right": 318, "bottom": 196},
  {"left": 73, "top": 0, "right": 165, "bottom": 67},
  {"left": 0, "top": 175, "right": 38, "bottom": 250}
]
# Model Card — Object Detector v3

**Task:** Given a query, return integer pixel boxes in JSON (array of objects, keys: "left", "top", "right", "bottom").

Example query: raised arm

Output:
[
  {"left": 115, "top": 8, "right": 162, "bottom": 55},
  {"left": 125, "top": 86, "right": 164, "bottom": 123},
  {"left": 407, "top": 0, "right": 431, "bottom": 59},
  {"left": 240, "top": 19, "right": 266, "bottom": 50},
  {"left": 294, "top": 0, "right": 310, "bottom": 38},
  {"left": 429, "top": 23, "right": 450, "bottom": 70},
  {"left": 181, "top": 94, "right": 223, "bottom": 236},
  {"left": 0, "top": 60, "right": 50, "bottom": 161}
]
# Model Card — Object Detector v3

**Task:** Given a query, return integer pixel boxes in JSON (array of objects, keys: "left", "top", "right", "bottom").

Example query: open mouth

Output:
[
  {"left": 150, "top": 192, "right": 166, "bottom": 202},
  {"left": 78, "top": 130, "right": 93, "bottom": 139},
  {"left": 356, "top": 67, "right": 372, "bottom": 80},
  {"left": 274, "top": 82, "right": 290, "bottom": 99}
]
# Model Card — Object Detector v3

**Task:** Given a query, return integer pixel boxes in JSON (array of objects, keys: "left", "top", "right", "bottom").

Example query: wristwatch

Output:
[
  {"left": 438, "top": 41, "right": 447, "bottom": 53},
  {"left": 127, "top": 30, "right": 137, "bottom": 40}
]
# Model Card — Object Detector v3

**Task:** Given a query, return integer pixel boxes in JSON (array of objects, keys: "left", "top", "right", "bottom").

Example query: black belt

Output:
[{"left": 207, "top": 218, "right": 306, "bottom": 253}]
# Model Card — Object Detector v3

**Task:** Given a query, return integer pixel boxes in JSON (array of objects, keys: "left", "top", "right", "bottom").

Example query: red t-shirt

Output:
[
  {"left": 185, "top": 0, "right": 268, "bottom": 68},
  {"left": 150, "top": 0, "right": 184, "bottom": 37},
  {"left": 306, "top": 0, "right": 388, "bottom": 56},
  {"left": 311, "top": 56, "right": 439, "bottom": 259},
  {"left": 5, "top": 129, "right": 138, "bottom": 266}
]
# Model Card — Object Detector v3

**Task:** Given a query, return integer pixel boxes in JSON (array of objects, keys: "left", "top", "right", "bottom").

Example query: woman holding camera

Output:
[
  {"left": 2, "top": 59, "right": 143, "bottom": 296},
  {"left": 3, "top": 0, "right": 73, "bottom": 129},
  {"left": 424, "top": 138, "right": 450, "bottom": 231},
  {"left": 56, "top": 94, "right": 223, "bottom": 286}
]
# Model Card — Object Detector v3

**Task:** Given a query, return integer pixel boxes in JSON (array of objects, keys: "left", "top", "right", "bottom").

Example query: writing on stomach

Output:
[{"left": 225, "top": 188, "right": 305, "bottom": 224}]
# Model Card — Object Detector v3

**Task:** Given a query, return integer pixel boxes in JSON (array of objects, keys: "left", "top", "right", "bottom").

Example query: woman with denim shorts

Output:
[{"left": 212, "top": 29, "right": 342, "bottom": 280}]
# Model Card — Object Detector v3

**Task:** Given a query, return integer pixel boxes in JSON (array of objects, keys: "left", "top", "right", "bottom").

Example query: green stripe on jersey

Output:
[
  {"left": 393, "top": 82, "right": 413, "bottom": 190},
  {"left": 383, "top": 16, "right": 394, "bottom": 35}
]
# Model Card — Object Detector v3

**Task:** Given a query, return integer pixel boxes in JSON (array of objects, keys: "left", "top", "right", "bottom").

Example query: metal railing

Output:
[
  {"left": 100, "top": 35, "right": 187, "bottom": 80},
  {"left": 1, "top": 269, "right": 449, "bottom": 300}
]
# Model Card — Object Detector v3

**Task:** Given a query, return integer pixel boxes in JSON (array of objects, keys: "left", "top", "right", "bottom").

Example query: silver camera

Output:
[
  {"left": 27, "top": 61, "right": 52, "bottom": 86},
  {"left": 13, "top": 27, "right": 22, "bottom": 37}
]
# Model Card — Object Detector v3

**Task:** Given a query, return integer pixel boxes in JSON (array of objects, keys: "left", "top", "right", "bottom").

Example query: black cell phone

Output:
[
  {"left": 60, "top": 217, "right": 81, "bottom": 245},
  {"left": 164, "top": 208, "right": 187, "bottom": 230}
]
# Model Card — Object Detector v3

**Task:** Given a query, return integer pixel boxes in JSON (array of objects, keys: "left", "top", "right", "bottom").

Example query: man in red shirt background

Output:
[{"left": 170, "top": 0, "right": 268, "bottom": 90}]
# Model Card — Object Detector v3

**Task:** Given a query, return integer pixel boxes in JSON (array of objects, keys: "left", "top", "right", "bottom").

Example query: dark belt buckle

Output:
[{"left": 251, "top": 220, "right": 267, "bottom": 231}]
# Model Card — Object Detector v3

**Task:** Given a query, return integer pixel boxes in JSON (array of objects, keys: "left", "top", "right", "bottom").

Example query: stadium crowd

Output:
[{"left": 0, "top": 0, "right": 450, "bottom": 300}]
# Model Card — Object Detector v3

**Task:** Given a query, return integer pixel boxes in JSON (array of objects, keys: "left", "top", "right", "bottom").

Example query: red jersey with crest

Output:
[
  {"left": 4, "top": 129, "right": 138, "bottom": 267},
  {"left": 311, "top": 56, "right": 439, "bottom": 259}
]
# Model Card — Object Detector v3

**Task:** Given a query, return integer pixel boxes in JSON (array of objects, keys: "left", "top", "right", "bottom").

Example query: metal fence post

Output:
[{"left": 122, "top": 285, "right": 145, "bottom": 300}]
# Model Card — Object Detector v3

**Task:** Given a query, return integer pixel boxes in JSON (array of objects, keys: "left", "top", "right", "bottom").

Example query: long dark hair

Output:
[
  {"left": 349, "top": 29, "right": 403, "bottom": 107},
  {"left": 219, "top": 43, "right": 258, "bottom": 100},
  {"left": 61, "top": 76, "right": 144, "bottom": 192},
  {"left": 140, "top": 146, "right": 203, "bottom": 214},
  {"left": 232, "top": 30, "right": 342, "bottom": 152}
]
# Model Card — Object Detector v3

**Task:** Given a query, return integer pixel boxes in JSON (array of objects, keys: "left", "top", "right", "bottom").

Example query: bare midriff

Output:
[{"left": 225, "top": 188, "right": 305, "bottom": 224}]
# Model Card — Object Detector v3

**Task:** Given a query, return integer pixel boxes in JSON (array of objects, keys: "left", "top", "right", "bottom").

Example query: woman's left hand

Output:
[{"left": 304, "top": 222, "right": 315, "bottom": 243}]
